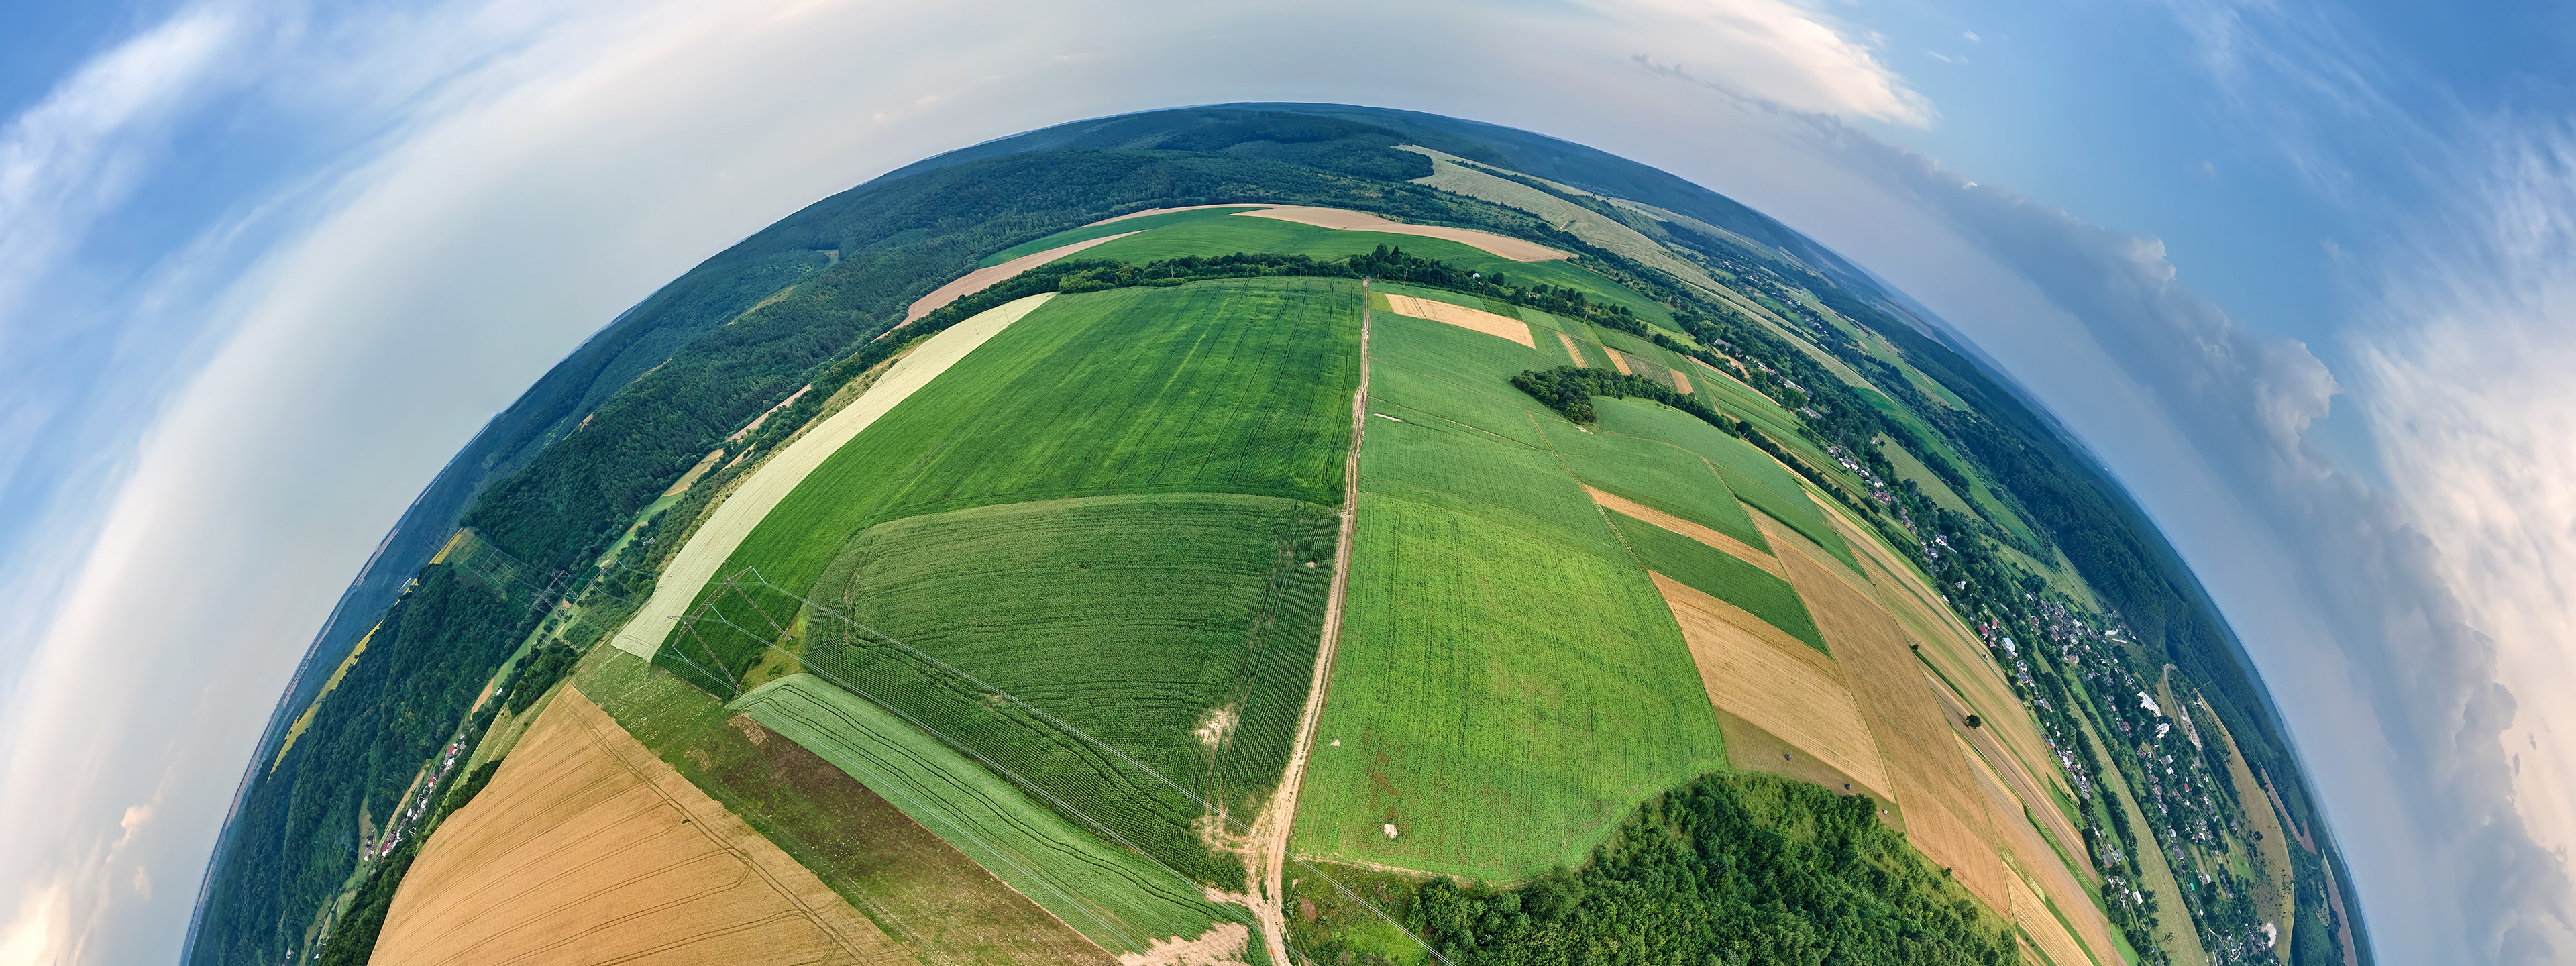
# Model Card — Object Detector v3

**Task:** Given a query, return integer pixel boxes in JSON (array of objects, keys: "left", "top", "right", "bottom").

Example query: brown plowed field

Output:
[
  {"left": 372, "top": 688, "right": 914, "bottom": 966},
  {"left": 1651, "top": 572, "right": 1891, "bottom": 796},
  {"left": 1585, "top": 486, "right": 1782, "bottom": 578},
  {"left": 1381, "top": 294, "right": 1536, "bottom": 347}
]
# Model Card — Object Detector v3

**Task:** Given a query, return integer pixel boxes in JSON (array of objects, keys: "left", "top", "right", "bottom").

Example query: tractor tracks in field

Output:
[{"left": 1244, "top": 278, "right": 1371, "bottom": 966}]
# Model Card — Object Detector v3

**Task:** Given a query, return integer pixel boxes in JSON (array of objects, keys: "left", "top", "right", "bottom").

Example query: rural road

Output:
[{"left": 1246, "top": 278, "right": 1371, "bottom": 966}]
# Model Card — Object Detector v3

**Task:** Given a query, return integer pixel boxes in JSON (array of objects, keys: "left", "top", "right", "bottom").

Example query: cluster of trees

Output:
[
  {"left": 1401, "top": 774, "right": 2015, "bottom": 966},
  {"left": 1348, "top": 244, "right": 1645, "bottom": 331}
]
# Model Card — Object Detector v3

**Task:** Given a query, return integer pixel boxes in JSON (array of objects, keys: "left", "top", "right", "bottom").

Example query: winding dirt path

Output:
[{"left": 1242, "top": 280, "right": 1371, "bottom": 965}]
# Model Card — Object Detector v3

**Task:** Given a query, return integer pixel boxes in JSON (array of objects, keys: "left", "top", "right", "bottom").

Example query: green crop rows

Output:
[
  {"left": 790, "top": 493, "right": 1334, "bottom": 886},
  {"left": 1593, "top": 396, "right": 1856, "bottom": 568},
  {"left": 1605, "top": 510, "right": 1827, "bottom": 654},
  {"left": 654, "top": 277, "right": 1359, "bottom": 890},
  {"left": 732, "top": 673, "right": 1246, "bottom": 956}
]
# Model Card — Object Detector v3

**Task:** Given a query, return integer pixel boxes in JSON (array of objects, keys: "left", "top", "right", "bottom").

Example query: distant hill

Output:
[{"left": 189, "top": 105, "right": 2367, "bottom": 966}]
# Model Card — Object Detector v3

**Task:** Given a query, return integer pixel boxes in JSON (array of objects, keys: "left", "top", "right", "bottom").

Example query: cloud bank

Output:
[{"left": 7, "top": 0, "right": 2569, "bottom": 963}]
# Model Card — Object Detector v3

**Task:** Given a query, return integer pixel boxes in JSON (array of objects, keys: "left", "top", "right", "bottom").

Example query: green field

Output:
[
  {"left": 1069, "top": 218, "right": 1678, "bottom": 325},
  {"left": 1289, "top": 309, "right": 1728, "bottom": 879},
  {"left": 659, "top": 276, "right": 1361, "bottom": 690},
  {"left": 979, "top": 207, "right": 1264, "bottom": 266},
  {"left": 789, "top": 492, "right": 1334, "bottom": 884},
  {"left": 1605, "top": 510, "right": 1825, "bottom": 653},
  {"left": 733, "top": 674, "right": 1250, "bottom": 958},
  {"left": 574, "top": 648, "right": 1117, "bottom": 966}
]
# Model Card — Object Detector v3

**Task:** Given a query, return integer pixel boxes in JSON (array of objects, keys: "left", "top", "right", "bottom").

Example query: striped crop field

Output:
[{"left": 733, "top": 674, "right": 1252, "bottom": 961}]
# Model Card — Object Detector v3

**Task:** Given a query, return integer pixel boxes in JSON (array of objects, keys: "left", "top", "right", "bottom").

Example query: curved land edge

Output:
[
  {"left": 1244, "top": 279, "right": 1371, "bottom": 966},
  {"left": 608, "top": 293, "right": 1057, "bottom": 659}
]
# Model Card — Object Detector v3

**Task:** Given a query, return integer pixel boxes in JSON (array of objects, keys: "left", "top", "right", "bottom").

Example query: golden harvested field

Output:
[
  {"left": 1607, "top": 348, "right": 1635, "bottom": 374},
  {"left": 1234, "top": 205, "right": 1570, "bottom": 261},
  {"left": 1585, "top": 486, "right": 1782, "bottom": 578},
  {"left": 1931, "top": 681, "right": 2092, "bottom": 887},
  {"left": 372, "top": 688, "right": 913, "bottom": 966},
  {"left": 1381, "top": 293, "right": 1536, "bottom": 347},
  {"left": 1650, "top": 572, "right": 1890, "bottom": 796},
  {"left": 1556, "top": 332, "right": 1589, "bottom": 368},
  {"left": 608, "top": 294, "right": 1055, "bottom": 659},
  {"left": 1670, "top": 367, "right": 1693, "bottom": 394},
  {"left": 903, "top": 235, "right": 1135, "bottom": 322}
]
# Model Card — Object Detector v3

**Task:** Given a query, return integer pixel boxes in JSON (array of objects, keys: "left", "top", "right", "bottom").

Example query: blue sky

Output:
[{"left": 1, "top": 1, "right": 2571, "bottom": 963}]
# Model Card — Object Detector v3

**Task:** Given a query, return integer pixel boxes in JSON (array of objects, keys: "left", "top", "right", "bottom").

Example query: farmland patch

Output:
[
  {"left": 1379, "top": 293, "right": 1534, "bottom": 347},
  {"left": 613, "top": 292, "right": 1057, "bottom": 658},
  {"left": 659, "top": 276, "right": 1359, "bottom": 684},
  {"left": 1291, "top": 392, "right": 1725, "bottom": 879},
  {"left": 1650, "top": 572, "right": 1886, "bottom": 796},
  {"left": 784, "top": 492, "right": 1336, "bottom": 886},
  {"left": 733, "top": 674, "right": 1250, "bottom": 959},
  {"left": 576, "top": 649, "right": 1118, "bottom": 966},
  {"left": 1609, "top": 512, "right": 1822, "bottom": 653},
  {"left": 371, "top": 687, "right": 911, "bottom": 966}
]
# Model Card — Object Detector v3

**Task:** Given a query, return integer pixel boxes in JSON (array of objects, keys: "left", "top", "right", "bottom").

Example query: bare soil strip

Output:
[
  {"left": 374, "top": 688, "right": 912, "bottom": 966},
  {"left": 1232, "top": 206, "right": 1569, "bottom": 261},
  {"left": 903, "top": 235, "right": 1136, "bottom": 323},
  {"left": 1244, "top": 280, "right": 1372, "bottom": 966},
  {"left": 610, "top": 294, "right": 1056, "bottom": 658},
  {"left": 1607, "top": 350, "right": 1635, "bottom": 375},
  {"left": 1585, "top": 487, "right": 1783, "bottom": 578},
  {"left": 1381, "top": 293, "right": 1537, "bottom": 347},
  {"left": 1556, "top": 332, "right": 1589, "bottom": 368},
  {"left": 1651, "top": 572, "right": 1892, "bottom": 796},
  {"left": 1670, "top": 367, "right": 1693, "bottom": 394}
]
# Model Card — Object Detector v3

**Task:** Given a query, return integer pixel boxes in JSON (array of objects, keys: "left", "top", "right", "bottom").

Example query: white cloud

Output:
[
  {"left": 2346, "top": 119, "right": 2576, "bottom": 960},
  {"left": 1963, "top": 30, "right": 1981, "bottom": 42}
]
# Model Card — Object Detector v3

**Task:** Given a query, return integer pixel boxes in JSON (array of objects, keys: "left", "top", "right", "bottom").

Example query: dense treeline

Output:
[{"left": 1400, "top": 774, "right": 2014, "bottom": 966}]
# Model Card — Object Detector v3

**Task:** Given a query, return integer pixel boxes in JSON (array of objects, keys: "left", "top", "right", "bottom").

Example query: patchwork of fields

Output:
[
  {"left": 373, "top": 688, "right": 911, "bottom": 966},
  {"left": 1289, "top": 309, "right": 1888, "bottom": 879},
  {"left": 611, "top": 213, "right": 2124, "bottom": 966}
]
